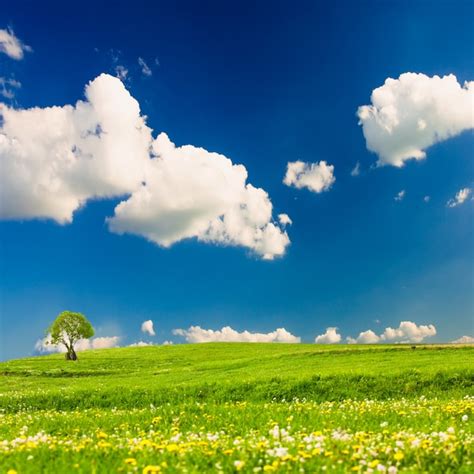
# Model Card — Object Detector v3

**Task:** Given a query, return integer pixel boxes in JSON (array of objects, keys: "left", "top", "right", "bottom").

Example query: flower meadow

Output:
[
  {"left": 1, "top": 344, "right": 473, "bottom": 473},
  {"left": 1, "top": 398, "right": 473, "bottom": 473}
]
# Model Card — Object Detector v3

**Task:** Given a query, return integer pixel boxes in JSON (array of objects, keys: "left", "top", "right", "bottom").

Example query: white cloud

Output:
[
  {"left": 115, "top": 65, "right": 128, "bottom": 81},
  {"left": 35, "top": 335, "right": 120, "bottom": 353},
  {"left": 0, "top": 73, "right": 289, "bottom": 259},
  {"left": 314, "top": 327, "right": 341, "bottom": 344},
  {"left": 278, "top": 213, "right": 292, "bottom": 226},
  {"left": 394, "top": 190, "right": 405, "bottom": 201},
  {"left": 283, "top": 160, "right": 335, "bottom": 193},
  {"left": 357, "top": 73, "right": 474, "bottom": 167},
  {"left": 447, "top": 187, "right": 471, "bottom": 208},
  {"left": 141, "top": 319, "right": 155, "bottom": 336},
  {"left": 138, "top": 57, "right": 152, "bottom": 76},
  {"left": 351, "top": 329, "right": 380, "bottom": 344},
  {"left": 423, "top": 195, "right": 430, "bottom": 203},
  {"left": 162, "top": 340, "right": 173, "bottom": 345},
  {"left": 0, "top": 28, "right": 31, "bottom": 60},
  {"left": 108, "top": 133, "right": 290, "bottom": 259},
  {"left": 129, "top": 340, "right": 154, "bottom": 347},
  {"left": 0, "top": 77, "right": 21, "bottom": 99},
  {"left": 350, "top": 161, "right": 360, "bottom": 177},
  {"left": 173, "top": 326, "right": 300, "bottom": 343},
  {"left": 346, "top": 321, "right": 437, "bottom": 345},
  {"left": 380, "top": 321, "right": 436, "bottom": 343},
  {"left": 0, "top": 73, "right": 152, "bottom": 223},
  {"left": 451, "top": 335, "right": 474, "bottom": 344}
]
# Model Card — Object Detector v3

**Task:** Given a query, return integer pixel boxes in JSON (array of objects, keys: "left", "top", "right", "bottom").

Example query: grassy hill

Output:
[
  {"left": 1, "top": 343, "right": 473, "bottom": 409},
  {"left": 1, "top": 344, "right": 473, "bottom": 472}
]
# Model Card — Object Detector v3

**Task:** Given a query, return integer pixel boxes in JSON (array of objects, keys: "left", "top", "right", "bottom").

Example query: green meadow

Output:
[{"left": 1, "top": 344, "right": 473, "bottom": 473}]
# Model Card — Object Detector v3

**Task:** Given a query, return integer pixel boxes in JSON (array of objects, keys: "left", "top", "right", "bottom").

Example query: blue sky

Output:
[{"left": 0, "top": 0, "right": 473, "bottom": 359}]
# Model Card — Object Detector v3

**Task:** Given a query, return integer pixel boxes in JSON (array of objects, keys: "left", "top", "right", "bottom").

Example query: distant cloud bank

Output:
[
  {"left": 33, "top": 319, "right": 455, "bottom": 353},
  {"left": 35, "top": 335, "right": 120, "bottom": 353},
  {"left": 317, "top": 321, "right": 437, "bottom": 344},
  {"left": 173, "top": 326, "right": 301, "bottom": 343},
  {"left": 451, "top": 335, "right": 474, "bottom": 344}
]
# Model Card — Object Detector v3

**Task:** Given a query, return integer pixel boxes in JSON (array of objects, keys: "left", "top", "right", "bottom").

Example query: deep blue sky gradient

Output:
[{"left": 1, "top": 0, "right": 473, "bottom": 359}]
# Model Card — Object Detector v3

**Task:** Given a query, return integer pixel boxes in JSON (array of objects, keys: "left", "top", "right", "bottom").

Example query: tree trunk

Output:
[{"left": 65, "top": 348, "right": 78, "bottom": 360}]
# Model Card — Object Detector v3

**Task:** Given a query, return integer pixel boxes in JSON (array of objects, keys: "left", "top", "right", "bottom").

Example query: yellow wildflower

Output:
[
  {"left": 369, "top": 460, "right": 380, "bottom": 468},
  {"left": 166, "top": 443, "right": 179, "bottom": 452},
  {"left": 394, "top": 452, "right": 404, "bottom": 461},
  {"left": 143, "top": 466, "right": 161, "bottom": 474}
]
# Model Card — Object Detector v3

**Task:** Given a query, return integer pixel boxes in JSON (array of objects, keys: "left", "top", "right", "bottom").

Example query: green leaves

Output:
[{"left": 47, "top": 311, "right": 94, "bottom": 357}]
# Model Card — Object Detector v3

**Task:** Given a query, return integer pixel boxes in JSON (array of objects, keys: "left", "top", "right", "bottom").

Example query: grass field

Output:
[{"left": 0, "top": 344, "right": 473, "bottom": 473}]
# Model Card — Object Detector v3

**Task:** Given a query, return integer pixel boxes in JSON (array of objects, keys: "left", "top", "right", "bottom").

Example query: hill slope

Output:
[
  {"left": 1, "top": 343, "right": 473, "bottom": 409},
  {"left": 1, "top": 344, "right": 473, "bottom": 473}
]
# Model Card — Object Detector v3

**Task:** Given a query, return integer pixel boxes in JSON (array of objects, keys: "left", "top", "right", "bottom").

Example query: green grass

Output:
[{"left": 1, "top": 344, "right": 473, "bottom": 473}]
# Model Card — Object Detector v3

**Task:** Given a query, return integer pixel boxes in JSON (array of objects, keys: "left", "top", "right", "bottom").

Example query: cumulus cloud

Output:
[
  {"left": 35, "top": 335, "right": 120, "bottom": 353},
  {"left": 162, "top": 340, "right": 173, "bottom": 345},
  {"left": 451, "top": 335, "right": 474, "bottom": 344},
  {"left": 314, "top": 327, "right": 341, "bottom": 344},
  {"left": 345, "top": 321, "right": 437, "bottom": 345},
  {"left": 138, "top": 57, "right": 152, "bottom": 76},
  {"left": 0, "top": 74, "right": 152, "bottom": 223},
  {"left": 394, "top": 190, "right": 405, "bottom": 201},
  {"left": 357, "top": 73, "right": 474, "bottom": 167},
  {"left": 0, "top": 77, "right": 21, "bottom": 99},
  {"left": 447, "top": 188, "right": 471, "bottom": 208},
  {"left": 347, "top": 329, "right": 380, "bottom": 344},
  {"left": 278, "top": 213, "right": 292, "bottom": 226},
  {"left": 283, "top": 160, "right": 335, "bottom": 193},
  {"left": 0, "top": 28, "right": 31, "bottom": 60},
  {"left": 141, "top": 319, "right": 155, "bottom": 336},
  {"left": 107, "top": 133, "right": 290, "bottom": 259},
  {"left": 0, "top": 74, "right": 289, "bottom": 259},
  {"left": 380, "top": 321, "right": 436, "bottom": 343},
  {"left": 173, "top": 326, "right": 300, "bottom": 343}
]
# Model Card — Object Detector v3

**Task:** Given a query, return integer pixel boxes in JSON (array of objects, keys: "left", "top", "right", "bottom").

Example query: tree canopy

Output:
[{"left": 48, "top": 311, "right": 94, "bottom": 360}]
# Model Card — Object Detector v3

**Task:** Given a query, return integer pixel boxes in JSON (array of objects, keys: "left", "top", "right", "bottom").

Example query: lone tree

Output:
[{"left": 48, "top": 311, "right": 94, "bottom": 361}]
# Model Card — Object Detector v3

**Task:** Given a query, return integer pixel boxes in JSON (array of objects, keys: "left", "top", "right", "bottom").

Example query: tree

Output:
[{"left": 47, "top": 311, "right": 94, "bottom": 360}]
